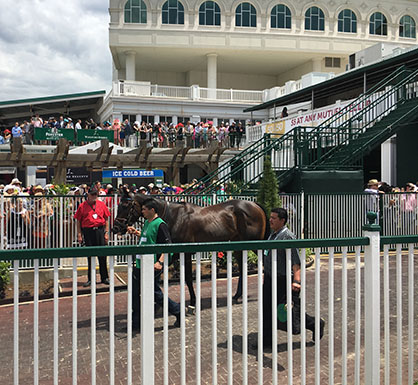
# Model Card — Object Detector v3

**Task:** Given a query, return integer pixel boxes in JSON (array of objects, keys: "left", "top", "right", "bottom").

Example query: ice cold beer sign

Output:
[{"left": 102, "top": 169, "right": 164, "bottom": 178}]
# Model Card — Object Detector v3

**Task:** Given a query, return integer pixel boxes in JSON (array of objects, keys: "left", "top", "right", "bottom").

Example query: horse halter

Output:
[{"left": 126, "top": 200, "right": 142, "bottom": 226}]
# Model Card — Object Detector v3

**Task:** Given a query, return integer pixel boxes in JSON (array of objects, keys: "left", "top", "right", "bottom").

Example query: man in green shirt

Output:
[{"left": 127, "top": 198, "right": 180, "bottom": 330}]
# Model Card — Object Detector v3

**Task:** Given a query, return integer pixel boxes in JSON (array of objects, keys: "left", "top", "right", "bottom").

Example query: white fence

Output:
[
  {"left": 1, "top": 231, "right": 416, "bottom": 384},
  {"left": 2, "top": 192, "right": 418, "bottom": 267}
]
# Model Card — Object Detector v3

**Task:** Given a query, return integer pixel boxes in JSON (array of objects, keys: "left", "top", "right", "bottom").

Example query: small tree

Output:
[{"left": 257, "top": 156, "right": 281, "bottom": 216}]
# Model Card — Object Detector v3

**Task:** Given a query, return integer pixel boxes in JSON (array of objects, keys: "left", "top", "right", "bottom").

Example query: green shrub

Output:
[{"left": 0, "top": 261, "right": 11, "bottom": 299}]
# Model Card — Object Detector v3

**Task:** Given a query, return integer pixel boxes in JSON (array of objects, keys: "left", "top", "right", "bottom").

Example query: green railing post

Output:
[{"left": 363, "top": 211, "right": 381, "bottom": 385}]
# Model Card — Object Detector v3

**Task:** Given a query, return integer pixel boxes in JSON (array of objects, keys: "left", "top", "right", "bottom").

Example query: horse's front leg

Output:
[
  {"left": 185, "top": 253, "right": 196, "bottom": 311},
  {"left": 233, "top": 250, "right": 243, "bottom": 302}
]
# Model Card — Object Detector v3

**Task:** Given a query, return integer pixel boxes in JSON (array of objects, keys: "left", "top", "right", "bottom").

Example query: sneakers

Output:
[
  {"left": 101, "top": 278, "right": 110, "bottom": 285},
  {"left": 312, "top": 318, "right": 325, "bottom": 342},
  {"left": 83, "top": 281, "right": 91, "bottom": 287}
]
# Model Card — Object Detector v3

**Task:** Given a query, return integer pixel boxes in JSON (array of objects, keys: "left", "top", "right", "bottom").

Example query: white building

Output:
[{"left": 99, "top": 0, "right": 418, "bottom": 125}]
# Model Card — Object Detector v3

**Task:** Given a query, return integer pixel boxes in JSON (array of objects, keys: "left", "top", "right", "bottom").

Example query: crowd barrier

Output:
[
  {"left": 0, "top": 230, "right": 416, "bottom": 384},
  {"left": 1, "top": 192, "right": 417, "bottom": 268}
]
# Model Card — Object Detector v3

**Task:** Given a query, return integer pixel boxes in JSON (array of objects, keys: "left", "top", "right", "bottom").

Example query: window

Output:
[
  {"left": 199, "top": 1, "right": 221, "bottom": 26},
  {"left": 159, "top": 116, "right": 172, "bottom": 124},
  {"left": 235, "top": 2, "right": 257, "bottom": 28},
  {"left": 177, "top": 117, "right": 190, "bottom": 124},
  {"left": 338, "top": 9, "right": 357, "bottom": 33},
  {"left": 370, "top": 12, "right": 387, "bottom": 35},
  {"left": 122, "top": 114, "right": 137, "bottom": 125},
  {"left": 142, "top": 115, "right": 155, "bottom": 124},
  {"left": 305, "top": 6, "right": 325, "bottom": 31},
  {"left": 325, "top": 57, "right": 341, "bottom": 68},
  {"left": 162, "top": 0, "right": 184, "bottom": 25},
  {"left": 124, "top": 0, "right": 147, "bottom": 23},
  {"left": 400, "top": 15, "right": 416, "bottom": 38},
  {"left": 271, "top": 4, "right": 291, "bottom": 29}
]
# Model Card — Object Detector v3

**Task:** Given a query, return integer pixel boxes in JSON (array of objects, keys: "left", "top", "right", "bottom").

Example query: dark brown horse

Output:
[{"left": 112, "top": 194, "right": 268, "bottom": 307}]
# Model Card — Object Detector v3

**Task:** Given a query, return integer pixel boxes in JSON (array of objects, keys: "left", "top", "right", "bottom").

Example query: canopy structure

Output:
[
  {"left": 0, "top": 138, "right": 234, "bottom": 184},
  {"left": 0, "top": 91, "right": 105, "bottom": 130}
]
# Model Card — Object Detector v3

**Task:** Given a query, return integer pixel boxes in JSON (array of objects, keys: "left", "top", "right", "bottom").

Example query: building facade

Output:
[{"left": 100, "top": 0, "right": 418, "bottom": 125}]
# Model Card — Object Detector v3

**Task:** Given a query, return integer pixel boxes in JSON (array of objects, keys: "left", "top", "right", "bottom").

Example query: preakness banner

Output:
[
  {"left": 77, "top": 129, "right": 114, "bottom": 143},
  {"left": 34, "top": 128, "right": 75, "bottom": 141}
]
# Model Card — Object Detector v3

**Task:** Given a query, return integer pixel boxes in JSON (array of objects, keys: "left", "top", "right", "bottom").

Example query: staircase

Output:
[{"left": 184, "top": 66, "right": 418, "bottom": 194}]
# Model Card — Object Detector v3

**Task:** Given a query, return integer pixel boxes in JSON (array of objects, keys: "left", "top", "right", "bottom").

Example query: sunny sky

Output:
[{"left": 0, "top": 0, "right": 112, "bottom": 101}]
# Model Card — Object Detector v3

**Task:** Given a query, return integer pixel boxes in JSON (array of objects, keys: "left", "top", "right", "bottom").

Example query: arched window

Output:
[
  {"left": 236, "top": 2, "right": 257, "bottom": 28},
  {"left": 271, "top": 4, "right": 291, "bottom": 29},
  {"left": 162, "top": 0, "right": 184, "bottom": 25},
  {"left": 124, "top": 0, "right": 147, "bottom": 24},
  {"left": 370, "top": 12, "right": 387, "bottom": 35},
  {"left": 305, "top": 6, "right": 325, "bottom": 31},
  {"left": 400, "top": 15, "right": 416, "bottom": 38},
  {"left": 199, "top": 1, "right": 221, "bottom": 26},
  {"left": 338, "top": 9, "right": 357, "bottom": 33}
]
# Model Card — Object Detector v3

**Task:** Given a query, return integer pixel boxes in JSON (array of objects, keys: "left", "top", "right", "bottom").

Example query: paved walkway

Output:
[{"left": 0, "top": 255, "right": 417, "bottom": 384}]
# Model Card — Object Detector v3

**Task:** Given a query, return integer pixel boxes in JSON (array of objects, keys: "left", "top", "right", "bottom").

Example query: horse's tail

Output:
[{"left": 254, "top": 201, "right": 270, "bottom": 240}]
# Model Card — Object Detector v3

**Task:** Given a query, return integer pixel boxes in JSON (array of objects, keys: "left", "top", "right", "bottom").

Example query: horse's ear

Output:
[{"left": 121, "top": 187, "right": 131, "bottom": 201}]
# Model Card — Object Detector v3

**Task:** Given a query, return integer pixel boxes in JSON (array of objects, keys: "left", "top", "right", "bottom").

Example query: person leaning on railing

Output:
[
  {"left": 252, "top": 207, "right": 325, "bottom": 350},
  {"left": 74, "top": 189, "right": 110, "bottom": 287}
]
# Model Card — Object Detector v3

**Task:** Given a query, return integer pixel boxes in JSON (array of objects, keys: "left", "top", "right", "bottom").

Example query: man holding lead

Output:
[
  {"left": 258, "top": 207, "right": 324, "bottom": 349},
  {"left": 127, "top": 198, "right": 181, "bottom": 331}
]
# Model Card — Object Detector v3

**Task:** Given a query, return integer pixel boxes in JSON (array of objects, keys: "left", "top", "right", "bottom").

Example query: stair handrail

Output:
[
  {"left": 310, "top": 65, "right": 410, "bottom": 133},
  {"left": 339, "top": 103, "right": 418, "bottom": 164},
  {"left": 181, "top": 134, "right": 268, "bottom": 194},
  {"left": 308, "top": 69, "right": 418, "bottom": 167},
  {"left": 196, "top": 127, "right": 304, "bottom": 194}
]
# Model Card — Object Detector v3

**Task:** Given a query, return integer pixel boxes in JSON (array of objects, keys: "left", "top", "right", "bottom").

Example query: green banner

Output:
[
  {"left": 77, "top": 129, "right": 114, "bottom": 143},
  {"left": 34, "top": 128, "right": 75, "bottom": 141}
]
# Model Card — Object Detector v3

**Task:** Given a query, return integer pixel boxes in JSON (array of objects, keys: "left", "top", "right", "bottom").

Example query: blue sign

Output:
[{"left": 102, "top": 169, "right": 164, "bottom": 179}]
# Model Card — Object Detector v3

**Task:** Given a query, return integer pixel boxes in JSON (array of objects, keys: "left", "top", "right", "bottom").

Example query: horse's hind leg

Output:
[
  {"left": 185, "top": 253, "right": 196, "bottom": 310},
  {"left": 233, "top": 250, "right": 243, "bottom": 302}
]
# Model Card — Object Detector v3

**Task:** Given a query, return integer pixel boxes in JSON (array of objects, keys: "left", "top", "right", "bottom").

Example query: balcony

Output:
[{"left": 111, "top": 81, "right": 265, "bottom": 104}]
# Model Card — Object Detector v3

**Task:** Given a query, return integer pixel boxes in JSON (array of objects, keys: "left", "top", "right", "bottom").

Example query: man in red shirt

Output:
[{"left": 75, "top": 189, "right": 110, "bottom": 286}]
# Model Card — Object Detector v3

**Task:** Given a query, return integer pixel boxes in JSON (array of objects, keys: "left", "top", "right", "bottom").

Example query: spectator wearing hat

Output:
[
  {"left": 4, "top": 129, "right": 11, "bottom": 143},
  {"left": 74, "top": 189, "right": 110, "bottom": 286},
  {"left": 31, "top": 188, "right": 54, "bottom": 248},
  {"left": 11, "top": 178, "right": 22, "bottom": 187}
]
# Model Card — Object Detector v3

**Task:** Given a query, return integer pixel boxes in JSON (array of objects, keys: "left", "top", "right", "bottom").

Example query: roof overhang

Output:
[
  {"left": 0, "top": 91, "right": 106, "bottom": 129},
  {"left": 244, "top": 46, "right": 418, "bottom": 113}
]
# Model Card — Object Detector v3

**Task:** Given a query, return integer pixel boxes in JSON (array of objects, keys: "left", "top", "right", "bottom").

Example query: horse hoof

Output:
[
  {"left": 187, "top": 305, "right": 195, "bottom": 315},
  {"left": 233, "top": 297, "right": 241, "bottom": 304}
]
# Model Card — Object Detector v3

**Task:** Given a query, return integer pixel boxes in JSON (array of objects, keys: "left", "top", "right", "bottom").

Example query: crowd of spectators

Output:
[{"left": 0, "top": 114, "right": 246, "bottom": 149}]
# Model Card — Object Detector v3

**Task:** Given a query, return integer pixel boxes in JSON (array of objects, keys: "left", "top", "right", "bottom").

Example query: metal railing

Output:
[
  {"left": 1, "top": 229, "right": 416, "bottom": 384},
  {"left": 3, "top": 192, "right": 418, "bottom": 265},
  {"left": 113, "top": 81, "right": 264, "bottom": 103}
]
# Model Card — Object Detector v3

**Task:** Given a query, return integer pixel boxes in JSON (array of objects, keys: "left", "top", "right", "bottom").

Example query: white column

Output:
[
  {"left": 207, "top": 53, "right": 218, "bottom": 99},
  {"left": 135, "top": 114, "right": 142, "bottom": 124},
  {"left": 125, "top": 51, "right": 136, "bottom": 81},
  {"left": 154, "top": 115, "right": 160, "bottom": 124},
  {"left": 381, "top": 137, "right": 396, "bottom": 185},
  {"left": 363, "top": 213, "right": 381, "bottom": 385},
  {"left": 312, "top": 57, "right": 322, "bottom": 72}
]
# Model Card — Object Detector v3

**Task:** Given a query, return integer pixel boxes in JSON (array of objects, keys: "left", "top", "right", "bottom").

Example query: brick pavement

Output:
[{"left": 0, "top": 255, "right": 417, "bottom": 384}]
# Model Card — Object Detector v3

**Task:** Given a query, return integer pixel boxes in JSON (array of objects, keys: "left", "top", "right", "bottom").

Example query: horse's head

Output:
[{"left": 112, "top": 191, "right": 143, "bottom": 235}]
